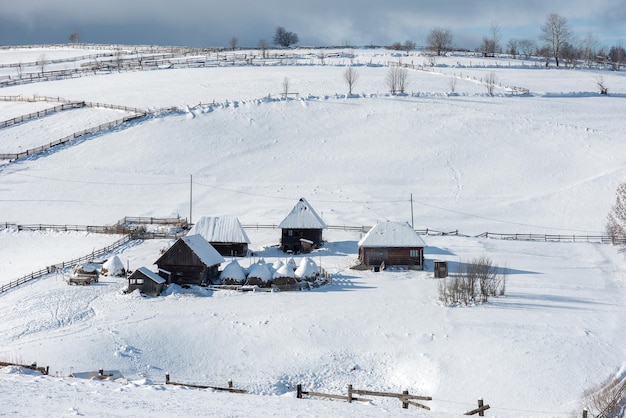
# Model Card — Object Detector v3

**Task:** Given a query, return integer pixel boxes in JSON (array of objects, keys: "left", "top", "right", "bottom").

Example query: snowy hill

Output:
[{"left": 0, "top": 46, "right": 625, "bottom": 417}]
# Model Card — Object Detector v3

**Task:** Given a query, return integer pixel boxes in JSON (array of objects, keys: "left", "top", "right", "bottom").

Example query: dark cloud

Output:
[{"left": 0, "top": 1, "right": 623, "bottom": 47}]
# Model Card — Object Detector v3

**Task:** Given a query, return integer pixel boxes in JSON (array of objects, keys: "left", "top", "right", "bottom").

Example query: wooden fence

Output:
[
  {"left": 297, "top": 384, "right": 432, "bottom": 410},
  {"left": 477, "top": 232, "right": 626, "bottom": 245},
  {"left": 0, "top": 103, "right": 146, "bottom": 161},
  {"left": 0, "top": 101, "right": 85, "bottom": 128},
  {"left": 0, "top": 234, "right": 132, "bottom": 294}
]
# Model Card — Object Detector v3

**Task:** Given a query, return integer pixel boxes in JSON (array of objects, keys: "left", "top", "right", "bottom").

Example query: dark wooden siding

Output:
[
  {"left": 127, "top": 271, "right": 164, "bottom": 297},
  {"left": 359, "top": 246, "right": 424, "bottom": 270},
  {"left": 211, "top": 242, "right": 248, "bottom": 257},
  {"left": 155, "top": 240, "right": 221, "bottom": 285},
  {"left": 280, "top": 228, "right": 323, "bottom": 253}
]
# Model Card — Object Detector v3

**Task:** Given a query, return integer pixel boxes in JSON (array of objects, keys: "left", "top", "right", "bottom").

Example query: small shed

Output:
[
  {"left": 188, "top": 216, "right": 250, "bottom": 257},
  {"left": 155, "top": 234, "right": 225, "bottom": 286},
  {"left": 127, "top": 267, "right": 166, "bottom": 296},
  {"left": 434, "top": 260, "right": 448, "bottom": 278},
  {"left": 278, "top": 198, "right": 327, "bottom": 253},
  {"left": 358, "top": 221, "right": 427, "bottom": 270}
]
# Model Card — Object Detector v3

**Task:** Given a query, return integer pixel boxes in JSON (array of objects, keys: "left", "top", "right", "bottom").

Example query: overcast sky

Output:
[{"left": 1, "top": 1, "right": 624, "bottom": 49}]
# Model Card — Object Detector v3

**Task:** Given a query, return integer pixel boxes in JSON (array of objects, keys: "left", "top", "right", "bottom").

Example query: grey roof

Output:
[
  {"left": 181, "top": 234, "right": 225, "bottom": 266},
  {"left": 135, "top": 267, "right": 166, "bottom": 284},
  {"left": 278, "top": 198, "right": 327, "bottom": 229},
  {"left": 358, "top": 221, "right": 427, "bottom": 248},
  {"left": 188, "top": 216, "right": 250, "bottom": 244}
]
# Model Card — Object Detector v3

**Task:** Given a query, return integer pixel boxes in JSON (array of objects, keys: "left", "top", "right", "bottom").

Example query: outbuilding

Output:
[
  {"left": 188, "top": 216, "right": 250, "bottom": 257},
  {"left": 358, "top": 221, "right": 427, "bottom": 270},
  {"left": 127, "top": 267, "right": 166, "bottom": 296},
  {"left": 278, "top": 198, "right": 327, "bottom": 253},
  {"left": 155, "top": 234, "right": 225, "bottom": 286}
]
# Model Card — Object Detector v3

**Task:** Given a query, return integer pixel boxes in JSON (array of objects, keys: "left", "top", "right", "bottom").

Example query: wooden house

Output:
[
  {"left": 127, "top": 267, "right": 166, "bottom": 296},
  {"left": 188, "top": 216, "right": 250, "bottom": 257},
  {"left": 278, "top": 198, "right": 327, "bottom": 253},
  {"left": 155, "top": 234, "right": 225, "bottom": 286},
  {"left": 358, "top": 221, "right": 426, "bottom": 270}
]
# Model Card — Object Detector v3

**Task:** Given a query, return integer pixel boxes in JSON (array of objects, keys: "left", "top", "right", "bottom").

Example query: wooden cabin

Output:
[
  {"left": 358, "top": 221, "right": 426, "bottom": 270},
  {"left": 127, "top": 267, "right": 166, "bottom": 296},
  {"left": 155, "top": 234, "right": 225, "bottom": 286},
  {"left": 278, "top": 198, "right": 327, "bottom": 253},
  {"left": 188, "top": 216, "right": 250, "bottom": 257}
]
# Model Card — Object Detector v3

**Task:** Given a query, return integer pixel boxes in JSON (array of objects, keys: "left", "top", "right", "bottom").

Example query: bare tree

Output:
[
  {"left": 438, "top": 256, "right": 507, "bottom": 305},
  {"left": 403, "top": 40, "right": 416, "bottom": 56},
  {"left": 281, "top": 76, "right": 290, "bottom": 98},
  {"left": 229, "top": 36, "right": 238, "bottom": 51},
  {"left": 485, "top": 72, "right": 498, "bottom": 96},
  {"left": 596, "top": 75, "right": 609, "bottom": 95},
  {"left": 426, "top": 27, "right": 453, "bottom": 56},
  {"left": 582, "top": 375, "right": 626, "bottom": 418},
  {"left": 481, "top": 22, "right": 501, "bottom": 57},
  {"left": 518, "top": 39, "right": 536, "bottom": 59},
  {"left": 581, "top": 33, "right": 599, "bottom": 67},
  {"left": 273, "top": 26, "right": 299, "bottom": 47},
  {"left": 448, "top": 76, "right": 457, "bottom": 94},
  {"left": 259, "top": 39, "right": 269, "bottom": 59},
  {"left": 37, "top": 53, "right": 46, "bottom": 75},
  {"left": 343, "top": 65, "right": 359, "bottom": 96},
  {"left": 386, "top": 65, "right": 408, "bottom": 94},
  {"left": 607, "top": 183, "right": 626, "bottom": 242},
  {"left": 507, "top": 38, "right": 519, "bottom": 58},
  {"left": 539, "top": 13, "right": 572, "bottom": 67},
  {"left": 69, "top": 31, "right": 81, "bottom": 44}
]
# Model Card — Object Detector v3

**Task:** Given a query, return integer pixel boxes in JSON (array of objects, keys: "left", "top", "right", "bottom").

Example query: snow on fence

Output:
[
  {"left": 0, "top": 99, "right": 147, "bottom": 161},
  {"left": 0, "top": 101, "right": 86, "bottom": 128},
  {"left": 0, "top": 234, "right": 132, "bottom": 295}
]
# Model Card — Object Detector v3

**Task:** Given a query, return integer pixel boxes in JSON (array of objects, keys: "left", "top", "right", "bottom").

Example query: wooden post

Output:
[
  {"left": 478, "top": 399, "right": 484, "bottom": 417},
  {"left": 228, "top": 379, "right": 233, "bottom": 389},
  {"left": 347, "top": 384, "right": 353, "bottom": 403},
  {"left": 165, "top": 373, "right": 170, "bottom": 384},
  {"left": 297, "top": 384, "right": 302, "bottom": 399},
  {"left": 582, "top": 410, "right": 588, "bottom": 418},
  {"left": 402, "top": 390, "right": 409, "bottom": 409},
  {"left": 98, "top": 368, "right": 103, "bottom": 376}
]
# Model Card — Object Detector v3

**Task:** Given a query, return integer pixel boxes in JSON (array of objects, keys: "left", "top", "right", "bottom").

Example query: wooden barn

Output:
[
  {"left": 278, "top": 197, "right": 327, "bottom": 253},
  {"left": 155, "top": 234, "right": 225, "bottom": 286},
  {"left": 188, "top": 216, "right": 250, "bottom": 257},
  {"left": 127, "top": 267, "right": 166, "bottom": 296},
  {"left": 358, "top": 221, "right": 427, "bottom": 270}
]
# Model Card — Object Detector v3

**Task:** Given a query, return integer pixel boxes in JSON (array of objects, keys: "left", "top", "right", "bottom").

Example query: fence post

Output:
[
  {"left": 296, "top": 384, "right": 302, "bottom": 399},
  {"left": 582, "top": 409, "right": 587, "bottom": 418},
  {"left": 165, "top": 373, "right": 170, "bottom": 384},
  {"left": 347, "top": 384, "right": 353, "bottom": 403},
  {"left": 478, "top": 399, "right": 485, "bottom": 416},
  {"left": 402, "top": 390, "right": 409, "bottom": 409}
]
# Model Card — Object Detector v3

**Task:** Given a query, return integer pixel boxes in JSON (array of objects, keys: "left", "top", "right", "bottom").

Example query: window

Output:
[
  {"left": 410, "top": 249, "right": 420, "bottom": 258},
  {"left": 131, "top": 278, "right": 144, "bottom": 285},
  {"left": 288, "top": 230, "right": 294, "bottom": 236}
]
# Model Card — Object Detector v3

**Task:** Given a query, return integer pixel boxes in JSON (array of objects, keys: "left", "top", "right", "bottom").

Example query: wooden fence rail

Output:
[
  {"left": 0, "top": 110, "right": 146, "bottom": 161},
  {"left": 164, "top": 373, "right": 247, "bottom": 393},
  {"left": 0, "top": 234, "right": 132, "bottom": 294},
  {"left": 297, "top": 384, "right": 432, "bottom": 410},
  {"left": 0, "top": 102, "right": 85, "bottom": 128}
]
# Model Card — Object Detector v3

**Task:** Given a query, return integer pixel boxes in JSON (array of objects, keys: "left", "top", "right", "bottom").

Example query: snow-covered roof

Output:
[
  {"left": 220, "top": 260, "right": 246, "bottom": 282},
  {"left": 181, "top": 234, "right": 225, "bottom": 266},
  {"left": 278, "top": 198, "right": 327, "bottom": 229},
  {"left": 188, "top": 216, "right": 250, "bottom": 244},
  {"left": 136, "top": 267, "right": 166, "bottom": 284},
  {"left": 358, "top": 221, "right": 427, "bottom": 248}
]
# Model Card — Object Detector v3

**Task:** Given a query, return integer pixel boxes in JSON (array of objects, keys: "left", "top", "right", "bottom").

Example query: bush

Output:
[{"left": 438, "top": 256, "right": 507, "bottom": 305}]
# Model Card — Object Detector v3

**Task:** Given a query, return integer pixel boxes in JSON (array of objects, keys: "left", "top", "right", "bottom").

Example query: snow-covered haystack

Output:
[
  {"left": 286, "top": 257, "right": 297, "bottom": 271},
  {"left": 220, "top": 260, "right": 246, "bottom": 285},
  {"left": 295, "top": 257, "right": 319, "bottom": 281},
  {"left": 271, "top": 260, "right": 284, "bottom": 274},
  {"left": 272, "top": 263, "right": 298, "bottom": 286},
  {"left": 246, "top": 262, "right": 272, "bottom": 287},
  {"left": 101, "top": 255, "right": 125, "bottom": 277}
]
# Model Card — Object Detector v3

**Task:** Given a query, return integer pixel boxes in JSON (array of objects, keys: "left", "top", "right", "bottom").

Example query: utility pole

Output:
[
  {"left": 189, "top": 174, "right": 193, "bottom": 225},
  {"left": 410, "top": 193, "right": 414, "bottom": 229}
]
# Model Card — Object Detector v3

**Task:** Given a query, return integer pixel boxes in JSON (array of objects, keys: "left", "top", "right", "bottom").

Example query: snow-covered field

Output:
[{"left": 0, "top": 46, "right": 625, "bottom": 417}]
